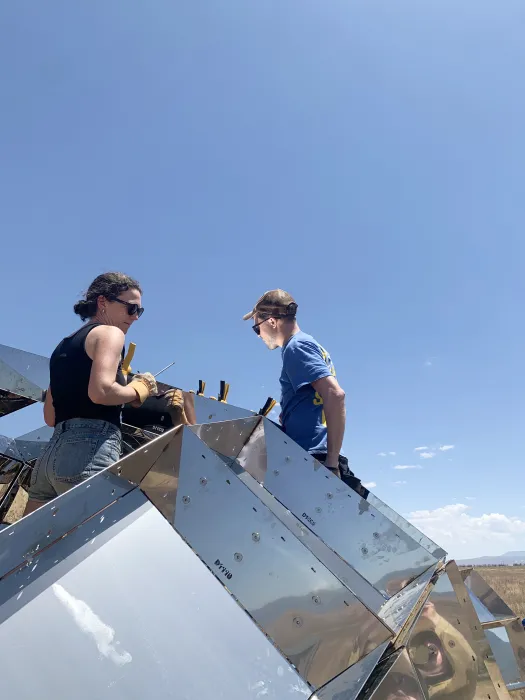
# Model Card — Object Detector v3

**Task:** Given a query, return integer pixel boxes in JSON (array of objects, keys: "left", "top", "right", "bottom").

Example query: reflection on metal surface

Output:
[
  {"left": 485, "top": 625, "right": 525, "bottom": 687},
  {"left": 109, "top": 426, "right": 182, "bottom": 485},
  {"left": 233, "top": 462, "right": 388, "bottom": 616},
  {"left": 315, "top": 642, "right": 391, "bottom": 700},
  {"left": 250, "top": 419, "right": 437, "bottom": 597},
  {"left": 380, "top": 561, "right": 441, "bottom": 636},
  {"left": 366, "top": 648, "right": 426, "bottom": 700},
  {"left": 367, "top": 492, "right": 447, "bottom": 559},
  {"left": 0, "top": 495, "right": 311, "bottom": 699},
  {"left": 148, "top": 428, "right": 393, "bottom": 688},
  {"left": 464, "top": 570, "right": 517, "bottom": 621},
  {"left": 0, "top": 389, "right": 35, "bottom": 418},
  {"left": 407, "top": 567, "right": 499, "bottom": 700},
  {"left": 14, "top": 425, "right": 53, "bottom": 462},
  {"left": 138, "top": 427, "right": 184, "bottom": 524},
  {"left": 0, "top": 467, "right": 135, "bottom": 580},
  {"left": 190, "top": 416, "right": 260, "bottom": 459},
  {"left": 0, "top": 344, "right": 49, "bottom": 401},
  {"left": 0, "top": 434, "right": 24, "bottom": 462},
  {"left": 192, "top": 394, "right": 256, "bottom": 424}
]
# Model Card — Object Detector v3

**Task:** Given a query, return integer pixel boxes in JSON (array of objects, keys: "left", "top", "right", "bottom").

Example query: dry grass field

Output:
[{"left": 473, "top": 565, "right": 525, "bottom": 619}]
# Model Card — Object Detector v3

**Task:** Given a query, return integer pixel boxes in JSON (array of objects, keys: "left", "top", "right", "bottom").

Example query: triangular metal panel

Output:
[
  {"left": 464, "top": 570, "right": 518, "bottom": 621},
  {"left": 361, "top": 648, "right": 427, "bottom": 700},
  {"left": 0, "top": 344, "right": 50, "bottom": 391},
  {"left": 138, "top": 426, "right": 393, "bottom": 690}
]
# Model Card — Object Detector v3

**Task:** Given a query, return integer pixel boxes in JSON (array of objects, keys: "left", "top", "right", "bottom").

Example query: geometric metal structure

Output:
[{"left": 1, "top": 341, "right": 524, "bottom": 700}]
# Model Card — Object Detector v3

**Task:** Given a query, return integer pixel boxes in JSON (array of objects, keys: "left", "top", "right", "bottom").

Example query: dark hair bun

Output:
[{"left": 73, "top": 272, "right": 142, "bottom": 322}]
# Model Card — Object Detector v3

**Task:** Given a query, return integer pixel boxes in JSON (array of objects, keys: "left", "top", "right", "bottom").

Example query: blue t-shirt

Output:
[{"left": 279, "top": 331, "right": 336, "bottom": 454}]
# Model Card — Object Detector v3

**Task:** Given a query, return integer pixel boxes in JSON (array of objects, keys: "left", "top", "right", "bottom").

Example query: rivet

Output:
[
  {"left": 285, "top": 456, "right": 291, "bottom": 462},
  {"left": 315, "top": 507, "right": 322, "bottom": 513},
  {"left": 234, "top": 552, "right": 243, "bottom": 562},
  {"left": 361, "top": 547, "right": 368, "bottom": 555},
  {"left": 448, "top": 640, "right": 456, "bottom": 648},
  {"left": 312, "top": 595, "right": 321, "bottom": 605},
  {"left": 293, "top": 616, "right": 303, "bottom": 627},
  {"left": 326, "top": 492, "right": 333, "bottom": 500},
  {"left": 252, "top": 532, "right": 260, "bottom": 542},
  {"left": 373, "top": 532, "right": 380, "bottom": 539},
  {"left": 273, "top": 470, "right": 280, "bottom": 476},
  {"left": 199, "top": 477, "right": 208, "bottom": 486},
  {"left": 182, "top": 496, "right": 191, "bottom": 504}
]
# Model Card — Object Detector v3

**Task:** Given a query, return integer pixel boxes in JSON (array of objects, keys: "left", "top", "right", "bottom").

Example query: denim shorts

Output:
[{"left": 28, "top": 418, "right": 122, "bottom": 504}]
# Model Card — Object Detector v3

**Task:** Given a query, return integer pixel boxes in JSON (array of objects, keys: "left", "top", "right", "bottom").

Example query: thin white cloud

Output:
[
  {"left": 439, "top": 445, "right": 455, "bottom": 452},
  {"left": 389, "top": 451, "right": 396, "bottom": 456},
  {"left": 407, "top": 504, "right": 525, "bottom": 559},
  {"left": 363, "top": 481, "right": 376, "bottom": 489},
  {"left": 414, "top": 446, "right": 428, "bottom": 452},
  {"left": 394, "top": 464, "right": 422, "bottom": 470},
  {"left": 377, "top": 452, "right": 387, "bottom": 457},
  {"left": 419, "top": 452, "right": 436, "bottom": 459},
  {"left": 465, "top": 496, "right": 476, "bottom": 501},
  {"left": 394, "top": 480, "right": 407, "bottom": 485}
]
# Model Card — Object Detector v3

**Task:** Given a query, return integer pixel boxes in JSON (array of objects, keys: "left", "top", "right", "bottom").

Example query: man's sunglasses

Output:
[
  {"left": 252, "top": 315, "right": 285, "bottom": 335},
  {"left": 112, "top": 298, "right": 145, "bottom": 318}
]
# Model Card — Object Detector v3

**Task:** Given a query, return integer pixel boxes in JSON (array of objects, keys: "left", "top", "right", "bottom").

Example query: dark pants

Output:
[{"left": 311, "top": 453, "right": 369, "bottom": 500}]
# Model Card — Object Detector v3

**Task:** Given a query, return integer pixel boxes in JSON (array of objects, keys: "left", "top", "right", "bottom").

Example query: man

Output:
[{"left": 243, "top": 289, "right": 368, "bottom": 499}]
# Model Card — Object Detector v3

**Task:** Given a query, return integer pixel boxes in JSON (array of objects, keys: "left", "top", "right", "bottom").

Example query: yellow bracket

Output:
[
  {"left": 218, "top": 381, "right": 230, "bottom": 403},
  {"left": 197, "top": 380, "right": 206, "bottom": 396},
  {"left": 122, "top": 342, "right": 136, "bottom": 376},
  {"left": 259, "top": 397, "right": 277, "bottom": 417}
]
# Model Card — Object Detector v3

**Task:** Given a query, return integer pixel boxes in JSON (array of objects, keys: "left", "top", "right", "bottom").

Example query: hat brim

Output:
[{"left": 242, "top": 310, "right": 255, "bottom": 321}]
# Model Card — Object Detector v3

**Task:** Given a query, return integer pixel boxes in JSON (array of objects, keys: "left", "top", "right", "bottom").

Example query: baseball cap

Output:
[{"left": 242, "top": 289, "right": 298, "bottom": 321}]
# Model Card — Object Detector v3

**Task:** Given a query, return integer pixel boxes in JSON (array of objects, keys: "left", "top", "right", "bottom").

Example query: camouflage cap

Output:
[{"left": 242, "top": 289, "right": 298, "bottom": 321}]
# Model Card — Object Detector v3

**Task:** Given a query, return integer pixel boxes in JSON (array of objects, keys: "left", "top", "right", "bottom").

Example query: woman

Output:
[{"left": 24, "top": 272, "right": 158, "bottom": 515}]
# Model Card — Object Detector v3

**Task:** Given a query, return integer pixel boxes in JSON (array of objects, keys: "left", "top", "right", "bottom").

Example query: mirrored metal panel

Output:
[
  {"left": 0, "top": 389, "right": 36, "bottom": 418},
  {"left": 14, "top": 425, "right": 53, "bottom": 462},
  {"left": 407, "top": 568, "right": 499, "bottom": 700},
  {"left": 0, "top": 467, "right": 135, "bottom": 580},
  {"left": 315, "top": 642, "right": 390, "bottom": 700},
  {"left": 364, "top": 648, "right": 426, "bottom": 700},
  {"left": 141, "top": 428, "right": 392, "bottom": 689},
  {"left": 190, "top": 416, "right": 260, "bottom": 459},
  {"left": 0, "top": 493, "right": 311, "bottom": 700},
  {"left": 485, "top": 624, "right": 525, "bottom": 687},
  {"left": 0, "top": 344, "right": 50, "bottom": 392},
  {"left": 367, "top": 492, "right": 447, "bottom": 559},
  {"left": 0, "top": 433, "right": 24, "bottom": 462},
  {"left": 465, "top": 570, "right": 517, "bottom": 621},
  {"left": 242, "top": 419, "right": 438, "bottom": 598},
  {"left": 192, "top": 393, "right": 256, "bottom": 424}
]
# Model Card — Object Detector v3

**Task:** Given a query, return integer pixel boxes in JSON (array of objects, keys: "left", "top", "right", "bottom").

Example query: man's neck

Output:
[{"left": 279, "top": 322, "right": 300, "bottom": 347}]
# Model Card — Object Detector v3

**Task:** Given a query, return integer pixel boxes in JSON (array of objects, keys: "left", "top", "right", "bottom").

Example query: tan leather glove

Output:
[
  {"left": 164, "top": 388, "right": 189, "bottom": 426},
  {"left": 129, "top": 373, "right": 158, "bottom": 405}
]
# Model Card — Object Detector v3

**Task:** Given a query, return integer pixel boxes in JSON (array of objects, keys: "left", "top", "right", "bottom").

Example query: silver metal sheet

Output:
[
  {"left": 465, "top": 570, "right": 518, "bottom": 621},
  {"left": 109, "top": 426, "right": 182, "bottom": 485},
  {"left": 0, "top": 433, "right": 23, "bottom": 461},
  {"left": 315, "top": 642, "right": 390, "bottom": 700},
  {"left": 233, "top": 463, "right": 388, "bottom": 617},
  {"left": 365, "top": 648, "right": 426, "bottom": 700},
  {"left": 192, "top": 393, "right": 256, "bottom": 424},
  {"left": 0, "top": 468, "right": 135, "bottom": 580},
  {"left": 469, "top": 589, "right": 497, "bottom": 623},
  {"left": 407, "top": 568, "right": 500, "bottom": 700},
  {"left": 0, "top": 343, "right": 49, "bottom": 401},
  {"left": 190, "top": 416, "right": 260, "bottom": 459},
  {"left": 147, "top": 428, "right": 392, "bottom": 689},
  {"left": 0, "top": 389, "right": 36, "bottom": 418},
  {"left": 252, "top": 419, "right": 437, "bottom": 597},
  {"left": 379, "top": 561, "right": 441, "bottom": 635},
  {"left": 14, "top": 425, "right": 53, "bottom": 462},
  {"left": 0, "top": 492, "right": 311, "bottom": 700},
  {"left": 485, "top": 625, "right": 524, "bottom": 687},
  {"left": 367, "top": 492, "right": 447, "bottom": 559}
]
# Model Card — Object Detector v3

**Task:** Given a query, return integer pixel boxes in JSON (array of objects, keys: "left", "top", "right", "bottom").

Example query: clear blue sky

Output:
[{"left": 1, "top": 1, "right": 524, "bottom": 558}]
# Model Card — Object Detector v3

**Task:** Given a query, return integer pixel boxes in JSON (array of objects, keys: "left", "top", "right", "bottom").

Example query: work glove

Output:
[
  {"left": 129, "top": 372, "right": 158, "bottom": 405},
  {"left": 163, "top": 388, "right": 189, "bottom": 426}
]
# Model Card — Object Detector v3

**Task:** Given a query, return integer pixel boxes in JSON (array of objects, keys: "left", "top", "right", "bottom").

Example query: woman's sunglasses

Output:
[{"left": 112, "top": 298, "right": 145, "bottom": 318}]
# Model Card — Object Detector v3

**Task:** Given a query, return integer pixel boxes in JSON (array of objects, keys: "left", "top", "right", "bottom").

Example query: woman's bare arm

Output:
[
  {"left": 43, "top": 386, "right": 55, "bottom": 427},
  {"left": 86, "top": 326, "right": 140, "bottom": 406}
]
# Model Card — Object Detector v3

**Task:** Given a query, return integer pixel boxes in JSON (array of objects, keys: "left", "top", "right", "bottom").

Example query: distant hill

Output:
[{"left": 457, "top": 551, "right": 525, "bottom": 566}]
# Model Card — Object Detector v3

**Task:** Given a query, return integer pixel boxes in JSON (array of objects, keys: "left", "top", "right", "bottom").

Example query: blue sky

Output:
[{"left": 1, "top": 1, "right": 524, "bottom": 558}]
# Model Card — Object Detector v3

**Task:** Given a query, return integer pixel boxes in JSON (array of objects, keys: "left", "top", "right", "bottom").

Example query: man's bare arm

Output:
[
  {"left": 43, "top": 386, "right": 55, "bottom": 427},
  {"left": 86, "top": 326, "right": 141, "bottom": 406},
  {"left": 312, "top": 375, "right": 346, "bottom": 469}
]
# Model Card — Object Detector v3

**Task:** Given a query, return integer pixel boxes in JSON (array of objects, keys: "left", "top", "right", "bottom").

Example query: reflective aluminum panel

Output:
[
  {"left": 14, "top": 425, "right": 53, "bottom": 462},
  {"left": 364, "top": 648, "right": 426, "bottom": 700},
  {"left": 0, "top": 433, "right": 24, "bottom": 461},
  {"left": 315, "top": 642, "right": 391, "bottom": 700},
  {"left": 0, "top": 343, "right": 49, "bottom": 401},
  {"left": 465, "top": 570, "right": 517, "bottom": 621},
  {"left": 484, "top": 624, "right": 525, "bottom": 687},
  {"left": 407, "top": 568, "right": 499, "bottom": 700},
  {"left": 0, "top": 492, "right": 311, "bottom": 700},
  {"left": 367, "top": 492, "right": 447, "bottom": 559},
  {"left": 141, "top": 428, "right": 393, "bottom": 689},
  {"left": 244, "top": 419, "right": 437, "bottom": 597},
  {"left": 190, "top": 416, "right": 260, "bottom": 459},
  {"left": 192, "top": 393, "right": 256, "bottom": 424},
  {"left": 0, "top": 389, "right": 36, "bottom": 418}
]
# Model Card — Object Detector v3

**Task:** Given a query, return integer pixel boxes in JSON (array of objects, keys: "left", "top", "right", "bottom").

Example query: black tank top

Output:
[{"left": 50, "top": 323, "right": 126, "bottom": 428}]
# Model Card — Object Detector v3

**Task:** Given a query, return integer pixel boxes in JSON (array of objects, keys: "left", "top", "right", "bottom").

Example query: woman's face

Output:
[{"left": 98, "top": 288, "right": 143, "bottom": 334}]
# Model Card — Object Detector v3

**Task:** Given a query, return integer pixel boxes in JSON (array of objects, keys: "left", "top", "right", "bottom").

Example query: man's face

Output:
[{"left": 254, "top": 313, "right": 280, "bottom": 350}]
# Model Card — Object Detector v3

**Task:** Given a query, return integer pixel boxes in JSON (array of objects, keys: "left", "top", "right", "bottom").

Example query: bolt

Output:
[
  {"left": 182, "top": 496, "right": 191, "bottom": 505},
  {"left": 448, "top": 640, "right": 456, "bottom": 648},
  {"left": 361, "top": 546, "right": 368, "bottom": 555},
  {"left": 373, "top": 532, "right": 380, "bottom": 539},
  {"left": 252, "top": 532, "right": 260, "bottom": 542},
  {"left": 199, "top": 477, "right": 208, "bottom": 486},
  {"left": 312, "top": 595, "right": 321, "bottom": 605},
  {"left": 234, "top": 552, "right": 243, "bottom": 562},
  {"left": 293, "top": 616, "right": 303, "bottom": 627},
  {"left": 326, "top": 492, "right": 333, "bottom": 500}
]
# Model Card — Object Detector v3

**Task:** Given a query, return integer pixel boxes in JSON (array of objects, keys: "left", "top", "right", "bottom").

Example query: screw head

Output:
[
  {"left": 234, "top": 552, "right": 243, "bottom": 562},
  {"left": 273, "top": 469, "right": 280, "bottom": 476},
  {"left": 315, "top": 507, "right": 322, "bottom": 513},
  {"left": 285, "top": 456, "right": 291, "bottom": 462},
  {"left": 373, "top": 532, "right": 380, "bottom": 539},
  {"left": 293, "top": 616, "right": 303, "bottom": 627},
  {"left": 448, "top": 640, "right": 456, "bottom": 648},
  {"left": 312, "top": 595, "right": 321, "bottom": 605},
  {"left": 199, "top": 477, "right": 208, "bottom": 486},
  {"left": 361, "top": 546, "right": 368, "bottom": 555},
  {"left": 252, "top": 532, "right": 260, "bottom": 542},
  {"left": 326, "top": 492, "right": 333, "bottom": 500},
  {"left": 182, "top": 496, "right": 191, "bottom": 505}
]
